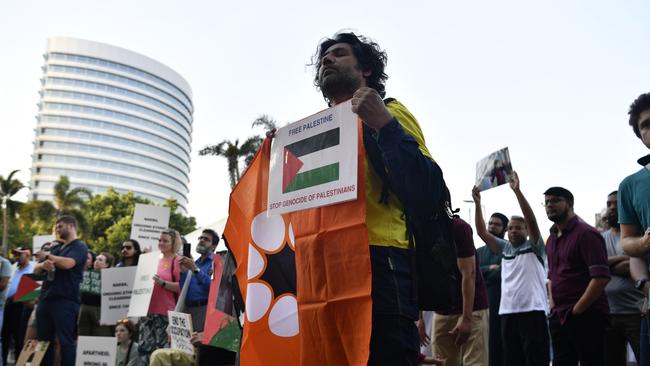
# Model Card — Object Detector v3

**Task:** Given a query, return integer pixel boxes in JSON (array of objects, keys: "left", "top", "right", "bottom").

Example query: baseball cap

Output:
[{"left": 12, "top": 247, "right": 31, "bottom": 256}]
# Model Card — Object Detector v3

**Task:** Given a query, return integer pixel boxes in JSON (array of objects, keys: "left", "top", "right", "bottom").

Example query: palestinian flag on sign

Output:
[
  {"left": 224, "top": 129, "right": 372, "bottom": 365},
  {"left": 14, "top": 274, "right": 41, "bottom": 302},
  {"left": 282, "top": 128, "right": 340, "bottom": 193}
]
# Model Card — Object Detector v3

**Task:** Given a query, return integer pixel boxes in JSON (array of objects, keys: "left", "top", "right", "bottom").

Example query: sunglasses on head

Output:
[{"left": 117, "top": 319, "right": 129, "bottom": 324}]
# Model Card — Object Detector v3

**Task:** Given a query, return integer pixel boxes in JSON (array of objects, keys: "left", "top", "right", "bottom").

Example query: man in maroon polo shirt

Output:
[{"left": 544, "top": 186, "right": 610, "bottom": 366}]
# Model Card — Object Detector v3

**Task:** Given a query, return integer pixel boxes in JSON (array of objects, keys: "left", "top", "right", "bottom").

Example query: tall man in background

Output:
[{"left": 619, "top": 92, "right": 650, "bottom": 365}]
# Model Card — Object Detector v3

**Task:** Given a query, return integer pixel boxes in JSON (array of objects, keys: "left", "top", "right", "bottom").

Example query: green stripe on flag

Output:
[{"left": 283, "top": 163, "right": 339, "bottom": 193}]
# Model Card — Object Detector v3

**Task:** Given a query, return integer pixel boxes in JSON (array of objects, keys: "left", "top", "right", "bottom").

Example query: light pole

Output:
[{"left": 1, "top": 196, "right": 7, "bottom": 257}]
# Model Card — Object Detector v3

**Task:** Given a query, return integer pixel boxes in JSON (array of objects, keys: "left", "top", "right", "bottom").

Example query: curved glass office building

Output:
[{"left": 29, "top": 37, "right": 193, "bottom": 213}]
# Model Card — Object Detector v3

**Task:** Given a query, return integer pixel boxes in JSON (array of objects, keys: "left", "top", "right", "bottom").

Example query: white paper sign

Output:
[
  {"left": 32, "top": 235, "right": 55, "bottom": 256},
  {"left": 126, "top": 252, "right": 160, "bottom": 317},
  {"left": 130, "top": 203, "right": 170, "bottom": 252},
  {"left": 168, "top": 310, "right": 194, "bottom": 355},
  {"left": 268, "top": 100, "right": 358, "bottom": 214},
  {"left": 75, "top": 336, "right": 116, "bottom": 366},
  {"left": 100, "top": 267, "right": 137, "bottom": 325}
]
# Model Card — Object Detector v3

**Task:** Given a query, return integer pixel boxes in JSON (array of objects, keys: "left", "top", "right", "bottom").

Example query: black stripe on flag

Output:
[{"left": 285, "top": 128, "right": 340, "bottom": 157}]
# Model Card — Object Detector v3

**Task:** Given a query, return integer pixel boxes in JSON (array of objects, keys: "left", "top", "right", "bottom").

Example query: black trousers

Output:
[
  {"left": 501, "top": 310, "right": 550, "bottom": 366},
  {"left": 549, "top": 309, "right": 608, "bottom": 366},
  {"left": 2, "top": 298, "right": 29, "bottom": 364}
]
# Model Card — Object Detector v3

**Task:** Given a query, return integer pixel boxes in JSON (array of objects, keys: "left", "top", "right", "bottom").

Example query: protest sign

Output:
[
  {"left": 475, "top": 147, "right": 514, "bottom": 191},
  {"left": 101, "top": 267, "right": 136, "bottom": 325},
  {"left": 130, "top": 203, "right": 170, "bottom": 252},
  {"left": 32, "top": 235, "right": 54, "bottom": 256},
  {"left": 75, "top": 336, "right": 116, "bottom": 366},
  {"left": 15, "top": 340, "right": 49, "bottom": 366},
  {"left": 168, "top": 310, "right": 194, "bottom": 355},
  {"left": 268, "top": 100, "right": 358, "bottom": 214},
  {"left": 127, "top": 252, "right": 159, "bottom": 317},
  {"left": 202, "top": 254, "right": 241, "bottom": 353}
]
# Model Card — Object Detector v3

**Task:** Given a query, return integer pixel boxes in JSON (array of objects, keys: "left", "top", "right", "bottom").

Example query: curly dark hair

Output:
[
  {"left": 312, "top": 32, "right": 388, "bottom": 102},
  {"left": 628, "top": 93, "right": 650, "bottom": 138}
]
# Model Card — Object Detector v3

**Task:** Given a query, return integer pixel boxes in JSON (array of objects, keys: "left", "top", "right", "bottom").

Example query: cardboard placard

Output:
[
  {"left": 168, "top": 311, "right": 194, "bottom": 354},
  {"left": 127, "top": 252, "right": 160, "bottom": 317},
  {"left": 75, "top": 336, "right": 117, "bottom": 366},
  {"left": 130, "top": 203, "right": 170, "bottom": 252},
  {"left": 100, "top": 267, "right": 137, "bottom": 325}
]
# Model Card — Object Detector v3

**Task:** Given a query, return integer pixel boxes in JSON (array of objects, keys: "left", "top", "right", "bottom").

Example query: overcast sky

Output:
[{"left": 1, "top": 0, "right": 648, "bottom": 240}]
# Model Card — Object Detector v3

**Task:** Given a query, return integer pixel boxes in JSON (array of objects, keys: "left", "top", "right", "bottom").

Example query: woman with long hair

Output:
[
  {"left": 115, "top": 319, "right": 143, "bottom": 366},
  {"left": 137, "top": 229, "right": 182, "bottom": 365},
  {"left": 78, "top": 252, "right": 115, "bottom": 336}
]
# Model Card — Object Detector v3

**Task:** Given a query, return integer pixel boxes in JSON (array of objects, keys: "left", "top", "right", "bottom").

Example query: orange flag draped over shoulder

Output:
[{"left": 224, "top": 122, "right": 372, "bottom": 366}]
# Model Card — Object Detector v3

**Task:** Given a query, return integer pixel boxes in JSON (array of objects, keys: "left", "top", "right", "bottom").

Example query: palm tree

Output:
[
  {"left": 199, "top": 137, "right": 261, "bottom": 189},
  {"left": 0, "top": 170, "right": 25, "bottom": 256},
  {"left": 53, "top": 176, "right": 92, "bottom": 235},
  {"left": 200, "top": 115, "right": 278, "bottom": 189}
]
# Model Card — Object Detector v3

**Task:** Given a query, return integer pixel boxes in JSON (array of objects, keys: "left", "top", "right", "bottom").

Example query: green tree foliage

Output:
[
  {"left": 1, "top": 170, "right": 26, "bottom": 256},
  {"left": 82, "top": 189, "right": 196, "bottom": 258},
  {"left": 53, "top": 176, "right": 92, "bottom": 237}
]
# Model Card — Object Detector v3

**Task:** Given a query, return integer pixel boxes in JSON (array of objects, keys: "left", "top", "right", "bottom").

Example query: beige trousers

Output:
[{"left": 432, "top": 309, "right": 489, "bottom": 366}]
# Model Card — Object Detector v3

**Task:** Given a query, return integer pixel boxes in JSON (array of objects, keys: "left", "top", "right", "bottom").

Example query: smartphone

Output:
[{"left": 183, "top": 242, "right": 192, "bottom": 258}]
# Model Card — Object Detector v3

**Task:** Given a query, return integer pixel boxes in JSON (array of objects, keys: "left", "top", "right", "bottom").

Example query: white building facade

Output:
[{"left": 29, "top": 37, "right": 193, "bottom": 213}]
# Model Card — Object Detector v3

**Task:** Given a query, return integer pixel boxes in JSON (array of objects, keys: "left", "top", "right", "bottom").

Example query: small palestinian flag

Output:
[
  {"left": 282, "top": 128, "right": 340, "bottom": 193},
  {"left": 14, "top": 274, "right": 41, "bottom": 302}
]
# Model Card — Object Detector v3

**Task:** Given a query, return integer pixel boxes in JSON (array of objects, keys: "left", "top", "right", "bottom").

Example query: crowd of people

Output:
[
  {"left": 0, "top": 31, "right": 648, "bottom": 366},
  {"left": 0, "top": 218, "right": 236, "bottom": 366}
]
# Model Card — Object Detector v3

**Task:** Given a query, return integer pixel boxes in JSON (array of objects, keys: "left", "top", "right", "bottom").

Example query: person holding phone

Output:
[{"left": 179, "top": 229, "right": 219, "bottom": 332}]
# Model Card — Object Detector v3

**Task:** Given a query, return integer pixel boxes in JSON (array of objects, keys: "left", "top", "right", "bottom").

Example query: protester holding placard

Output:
[
  {"left": 115, "top": 319, "right": 143, "bottom": 366},
  {"left": 116, "top": 239, "right": 141, "bottom": 268},
  {"left": 138, "top": 229, "right": 182, "bottom": 365},
  {"left": 78, "top": 252, "right": 114, "bottom": 336}
]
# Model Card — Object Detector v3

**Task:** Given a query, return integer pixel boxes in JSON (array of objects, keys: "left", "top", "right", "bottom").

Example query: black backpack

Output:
[{"left": 363, "top": 99, "right": 461, "bottom": 312}]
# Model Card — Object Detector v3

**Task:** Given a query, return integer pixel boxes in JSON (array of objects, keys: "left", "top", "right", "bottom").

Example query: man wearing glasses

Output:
[
  {"left": 116, "top": 239, "right": 141, "bottom": 267},
  {"left": 179, "top": 229, "right": 219, "bottom": 332},
  {"left": 544, "top": 187, "right": 610, "bottom": 366}
]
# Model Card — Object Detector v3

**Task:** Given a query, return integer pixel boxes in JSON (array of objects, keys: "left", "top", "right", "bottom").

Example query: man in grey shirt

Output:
[{"left": 604, "top": 190, "right": 643, "bottom": 365}]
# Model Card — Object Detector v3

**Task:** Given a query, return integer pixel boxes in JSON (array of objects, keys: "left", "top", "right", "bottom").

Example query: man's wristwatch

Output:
[{"left": 635, "top": 279, "right": 647, "bottom": 291}]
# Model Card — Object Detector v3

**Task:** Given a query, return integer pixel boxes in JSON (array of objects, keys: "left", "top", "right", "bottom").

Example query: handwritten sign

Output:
[{"left": 168, "top": 311, "right": 194, "bottom": 354}]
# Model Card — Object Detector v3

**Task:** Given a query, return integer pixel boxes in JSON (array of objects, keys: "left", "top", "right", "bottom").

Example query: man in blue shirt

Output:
[
  {"left": 33, "top": 215, "right": 88, "bottom": 366},
  {"left": 2, "top": 247, "right": 34, "bottom": 365},
  {"left": 180, "top": 229, "right": 219, "bottom": 332}
]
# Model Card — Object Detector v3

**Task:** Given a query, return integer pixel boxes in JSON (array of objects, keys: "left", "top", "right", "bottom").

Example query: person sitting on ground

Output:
[{"left": 115, "top": 319, "right": 143, "bottom": 366}]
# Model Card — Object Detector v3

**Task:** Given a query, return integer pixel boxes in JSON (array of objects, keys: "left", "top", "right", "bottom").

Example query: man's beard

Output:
[
  {"left": 607, "top": 214, "right": 620, "bottom": 229},
  {"left": 489, "top": 229, "right": 506, "bottom": 239},
  {"left": 319, "top": 72, "right": 362, "bottom": 103},
  {"left": 548, "top": 210, "right": 569, "bottom": 224}
]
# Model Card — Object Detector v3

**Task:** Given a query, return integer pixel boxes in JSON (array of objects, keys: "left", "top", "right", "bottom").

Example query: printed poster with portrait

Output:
[
  {"left": 202, "top": 253, "right": 241, "bottom": 353},
  {"left": 475, "top": 147, "right": 514, "bottom": 191}
]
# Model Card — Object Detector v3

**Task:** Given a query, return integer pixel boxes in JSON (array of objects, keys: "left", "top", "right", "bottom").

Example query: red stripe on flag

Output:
[{"left": 282, "top": 148, "right": 303, "bottom": 192}]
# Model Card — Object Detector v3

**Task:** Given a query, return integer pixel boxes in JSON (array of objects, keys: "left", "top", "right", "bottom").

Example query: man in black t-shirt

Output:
[{"left": 33, "top": 215, "right": 88, "bottom": 366}]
